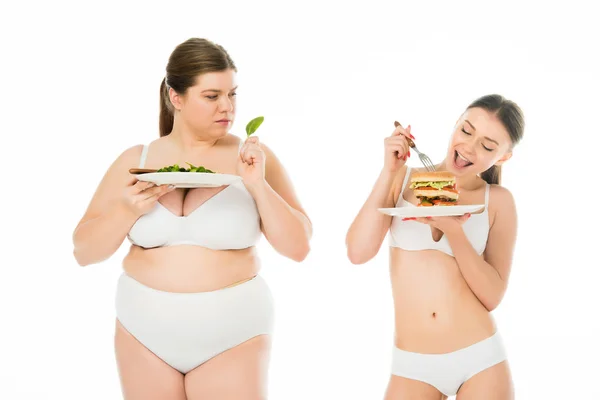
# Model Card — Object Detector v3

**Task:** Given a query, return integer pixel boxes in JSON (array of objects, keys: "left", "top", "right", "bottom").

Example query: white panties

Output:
[
  {"left": 391, "top": 332, "right": 507, "bottom": 396},
  {"left": 115, "top": 273, "right": 274, "bottom": 374}
]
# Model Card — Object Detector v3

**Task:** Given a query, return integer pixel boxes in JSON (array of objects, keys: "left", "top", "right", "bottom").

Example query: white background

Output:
[{"left": 2, "top": 1, "right": 599, "bottom": 399}]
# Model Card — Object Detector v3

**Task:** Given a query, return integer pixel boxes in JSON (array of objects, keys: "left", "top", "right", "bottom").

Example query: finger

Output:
[
  {"left": 240, "top": 144, "right": 250, "bottom": 163},
  {"left": 246, "top": 136, "right": 259, "bottom": 145},
  {"left": 141, "top": 189, "right": 169, "bottom": 205},
  {"left": 386, "top": 135, "right": 410, "bottom": 144},
  {"left": 392, "top": 121, "right": 415, "bottom": 140},
  {"left": 141, "top": 184, "right": 174, "bottom": 200},
  {"left": 244, "top": 148, "right": 262, "bottom": 165},
  {"left": 127, "top": 174, "right": 139, "bottom": 186},
  {"left": 388, "top": 143, "right": 409, "bottom": 159},
  {"left": 386, "top": 137, "right": 409, "bottom": 155},
  {"left": 239, "top": 143, "right": 248, "bottom": 161},
  {"left": 130, "top": 180, "right": 155, "bottom": 193},
  {"left": 414, "top": 217, "right": 432, "bottom": 224},
  {"left": 242, "top": 144, "right": 263, "bottom": 164}
]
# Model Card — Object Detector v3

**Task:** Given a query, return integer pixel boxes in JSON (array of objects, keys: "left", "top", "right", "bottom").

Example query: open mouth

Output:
[{"left": 454, "top": 150, "right": 473, "bottom": 168}]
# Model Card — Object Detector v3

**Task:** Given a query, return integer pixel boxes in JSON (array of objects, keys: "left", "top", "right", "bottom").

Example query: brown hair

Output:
[
  {"left": 466, "top": 94, "right": 525, "bottom": 185},
  {"left": 159, "top": 38, "right": 237, "bottom": 136}
]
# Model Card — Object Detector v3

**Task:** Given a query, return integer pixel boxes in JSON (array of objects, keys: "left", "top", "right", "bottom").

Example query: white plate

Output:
[
  {"left": 135, "top": 172, "right": 242, "bottom": 188},
  {"left": 378, "top": 204, "right": 485, "bottom": 218}
]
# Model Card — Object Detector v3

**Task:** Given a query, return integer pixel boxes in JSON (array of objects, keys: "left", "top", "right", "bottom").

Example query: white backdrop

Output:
[{"left": 2, "top": 1, "right": 599, "bottom": 399}]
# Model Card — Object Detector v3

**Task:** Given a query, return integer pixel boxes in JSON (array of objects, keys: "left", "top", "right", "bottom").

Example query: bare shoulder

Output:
[
  {"left": 488, "top": 184, "right": 517, "bottom": 225},
  {"left": 258, "top": 141, "right": 277, "bottom": 160},
  {"left": 116, "top": 144, "right": 146, "bottom": 166},
  {"left": 258, "top": 141, "right": 285, "bottom": 180},
  {"left": 489, "top": 184, "right": 516, "bottom": 206}
]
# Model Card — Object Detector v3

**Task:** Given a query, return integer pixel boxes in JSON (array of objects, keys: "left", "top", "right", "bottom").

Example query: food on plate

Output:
[
  {"left": 409, "top": 171, "right": 458, "bottom": 206},
  {"left": 157, "top": 162, "right": 215, "bottom": 173}
]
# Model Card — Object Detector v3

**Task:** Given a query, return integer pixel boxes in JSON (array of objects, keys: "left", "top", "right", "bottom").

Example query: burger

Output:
[{"left": 409, "top": 171, "right": 458, "bottom": 206}]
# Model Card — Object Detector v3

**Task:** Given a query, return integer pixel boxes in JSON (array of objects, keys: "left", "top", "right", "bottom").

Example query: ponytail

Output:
[
  {"left": 159, "top": 78, "right": 174, "bottom": 137},
  {"left": 481, "top": 165, "right": 501, "bottom": 185}
]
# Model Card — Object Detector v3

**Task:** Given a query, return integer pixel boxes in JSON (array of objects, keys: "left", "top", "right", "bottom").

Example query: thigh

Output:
[
  {"left": 114, "top": 320, "right": 186, "bottom": 400},
  {"left": 385, "top": 375, "right": 447, "bottom": 400},
  {"left": 457, "top": 361, "right": 514, "bottom": 400},
  {"left": 184, "top": 335, "right": 271, "bottom": 400}
]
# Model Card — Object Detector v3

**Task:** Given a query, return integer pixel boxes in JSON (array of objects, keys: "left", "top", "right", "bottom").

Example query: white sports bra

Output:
[
  {"left": 388, "top": 168, "right": 490, "bottom": 256},
  {"left": 127, "top": 144, "right": 261, "bottom": 250}
]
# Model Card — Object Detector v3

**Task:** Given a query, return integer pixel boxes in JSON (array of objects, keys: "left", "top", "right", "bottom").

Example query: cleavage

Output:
[{"left": 158, "top": 186, "right": 228, "bottom": 217}]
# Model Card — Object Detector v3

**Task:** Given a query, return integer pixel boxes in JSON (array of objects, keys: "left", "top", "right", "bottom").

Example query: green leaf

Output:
[
  {"left": 156, "top": 162, "right": 215, "bottom": 173},
  {"left": 245, "top": 116, "right": 264, "bottom": 137}
]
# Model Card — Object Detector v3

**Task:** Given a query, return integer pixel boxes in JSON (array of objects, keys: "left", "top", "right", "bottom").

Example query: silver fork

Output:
[{"left": 394, "top": 121, "right": 436, "bottom": 172}]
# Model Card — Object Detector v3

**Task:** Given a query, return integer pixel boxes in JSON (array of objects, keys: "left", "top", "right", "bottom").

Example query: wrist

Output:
[
  {"left": 443, "top": 223, "right": 464, "bottom": 238},
  {"left": 114, "top": 201, "right": 142, "bottom": 222},
  {"left": 244, "top": 178, "right": 269, "bottom": 195},
  {"left": 379, "top": 167, "right": 397, "bottom": 183}
]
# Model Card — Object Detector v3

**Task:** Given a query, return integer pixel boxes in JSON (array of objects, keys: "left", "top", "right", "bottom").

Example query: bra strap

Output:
[{"left": 139, "top": 144, "right": 149, "bottom": 168}]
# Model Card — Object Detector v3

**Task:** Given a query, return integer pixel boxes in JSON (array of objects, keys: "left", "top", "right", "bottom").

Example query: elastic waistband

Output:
[
  {"left": 117, "top": 272, "right": 266, "bottom": 299},
  {"left": 394, "top": 331, "right": 504, "bottom": 358}
]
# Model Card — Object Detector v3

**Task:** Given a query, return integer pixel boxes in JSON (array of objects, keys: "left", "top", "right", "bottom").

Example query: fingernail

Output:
[
  {"left": 466, "top": 213, "right": 471, "bottom": 218},
  {"left": 408, "top": 150, "right": 411, "bottom": 158},
  {"left": 410, "top": 134, "right": 415, "bottom": 139},
  {"left": 426, "top": 216, "right": 432, "bottom": 219}
]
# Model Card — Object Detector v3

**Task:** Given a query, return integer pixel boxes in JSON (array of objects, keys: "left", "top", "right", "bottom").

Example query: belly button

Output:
[{"left": 432, "top": 312, "right": 436, "bottom": 318}]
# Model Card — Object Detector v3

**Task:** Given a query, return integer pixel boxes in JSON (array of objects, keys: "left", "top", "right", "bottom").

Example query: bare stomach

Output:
[
  {"left": 390, "top": 247, "right": 496, "bottom": 353},
  {"left": 122, "top": 245, "right": 260, "bottom": 293}
]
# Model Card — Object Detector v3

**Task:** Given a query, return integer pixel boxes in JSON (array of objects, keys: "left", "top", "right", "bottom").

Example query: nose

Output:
[
  {"left": 461, "top": 136, "right": 478, "bottom": 155},
  {"left": 218, "top": 95, "right": 234, "bottom": 113}
]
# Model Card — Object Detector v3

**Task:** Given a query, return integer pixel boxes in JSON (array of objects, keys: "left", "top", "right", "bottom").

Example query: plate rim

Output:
[
  {"left": 134, "top": 171, "right": 242, "bottom": 187},
  {"left": 378, "top": 204, "right": 485, "bottom": 216}
]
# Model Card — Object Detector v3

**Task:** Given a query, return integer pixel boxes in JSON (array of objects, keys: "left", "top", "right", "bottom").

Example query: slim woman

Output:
[
  {"left": 346, "top": 94, "right": 524, "bottom": 399},
  {"left": 72, "top": 38, "right": 312, "bottom": 400}
]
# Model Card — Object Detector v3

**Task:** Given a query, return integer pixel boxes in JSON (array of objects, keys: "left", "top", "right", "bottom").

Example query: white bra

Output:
[
  {"left": 127, "top": 144, "right": 261, "bottom": 250},
  {"left": 388, "top": 168, "right": 490, "bottom": 256}
]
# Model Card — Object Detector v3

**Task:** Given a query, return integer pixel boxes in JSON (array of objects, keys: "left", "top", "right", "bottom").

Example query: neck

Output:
[
  {"left": 436, "top": 157, "right": 483, "bottom": 191},
  {"left": 168, "top": 115, "right": 220, "bottom": 151}
]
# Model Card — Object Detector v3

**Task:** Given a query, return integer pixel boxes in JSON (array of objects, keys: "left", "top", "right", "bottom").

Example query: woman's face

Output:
[
  {"left": 171, "top": 69, "right": 237, "bottom": 137},
  {"left": 445, "top": 107, "right": 513, "bottom": 176}
]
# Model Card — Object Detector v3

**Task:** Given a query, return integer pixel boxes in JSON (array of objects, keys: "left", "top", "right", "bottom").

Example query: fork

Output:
[{"left": 394, "top": 121, "right": 436, "bottom": 172}]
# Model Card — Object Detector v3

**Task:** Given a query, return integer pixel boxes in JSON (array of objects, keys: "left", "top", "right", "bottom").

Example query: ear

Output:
[
  {"left": 168, "top": 87, "right": 184, "bottom": 111},
  {"left": 494, "top": 150, "right": 513, "bottom": 167}
]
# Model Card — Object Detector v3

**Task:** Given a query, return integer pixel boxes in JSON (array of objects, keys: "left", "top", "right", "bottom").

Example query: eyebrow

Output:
[
  {"left": 201, "top": 86, "right": 238, "bottom": 94},
  {"left": 464, "top": 119, "right": 500, "bottom": 145}
]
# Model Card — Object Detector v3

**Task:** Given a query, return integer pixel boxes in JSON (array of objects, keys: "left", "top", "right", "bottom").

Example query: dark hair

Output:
[
  {"left": 159, "top": 38, "right": 237, "bottom": 137},
  {"left": 466, "top": 94, "right": 525, "bottom": 185}
]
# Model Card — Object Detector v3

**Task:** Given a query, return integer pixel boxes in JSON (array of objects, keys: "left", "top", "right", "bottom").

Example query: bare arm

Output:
[
  {"left": 72, "top": 145, "right": 149, "bottom": 266},
  {"left": 444, "top": 186, "right": 517, "bottom": 311},
  {"left": 246, "top": 143, "right": 312, "bottom": 262},
  {"left": 345, "top": 166, "right": 407, "bottom": 264}
]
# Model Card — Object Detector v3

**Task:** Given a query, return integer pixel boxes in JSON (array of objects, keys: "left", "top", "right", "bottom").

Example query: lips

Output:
[{"left": 217, "top": 119, "right": 230, "bottom": 123}]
